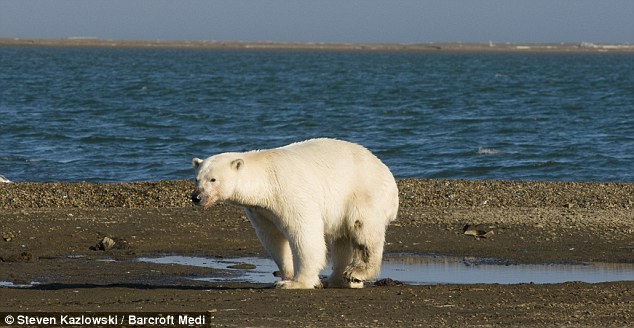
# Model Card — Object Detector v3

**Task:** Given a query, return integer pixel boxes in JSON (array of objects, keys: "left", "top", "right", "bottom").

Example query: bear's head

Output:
[{"left": 191, "top": 153, "right": 244, "bottom": 208}]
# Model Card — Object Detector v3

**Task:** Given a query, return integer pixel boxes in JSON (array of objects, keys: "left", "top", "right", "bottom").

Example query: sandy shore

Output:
[
  {"left": 1, "top": 179, "right": 632, "bottom": 326},
  {"left": 2, "top": 38, "right": 634, "bottom": 53}
]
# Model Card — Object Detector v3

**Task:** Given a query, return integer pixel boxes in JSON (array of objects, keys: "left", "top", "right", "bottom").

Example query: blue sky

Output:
[{"left": 1, "top": 0, "right": 633, "bottom": 44}]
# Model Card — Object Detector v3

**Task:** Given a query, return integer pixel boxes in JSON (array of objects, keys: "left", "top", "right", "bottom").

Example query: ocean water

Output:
[{"left": 1, "top": 46, "right": 633, "bottom": 183}]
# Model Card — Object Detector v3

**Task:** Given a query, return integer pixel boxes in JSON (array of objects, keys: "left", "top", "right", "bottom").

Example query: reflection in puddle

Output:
[
  {"left": 138, "top": 254, "right": 634, "bottom": 285},
  {"left": 381, "top": 255, "right": 634, "bottom": 284}
]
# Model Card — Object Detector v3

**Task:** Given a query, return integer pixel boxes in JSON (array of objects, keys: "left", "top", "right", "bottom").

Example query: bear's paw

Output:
[
  {"left": 274, "top": 280, "right": 323, "bottom": 289},
  {"left": 322, "top": 277, "right": 364, "bottom": 289},
  {"left": 343, "top": 266, "right": 372, "bottom": 285}
]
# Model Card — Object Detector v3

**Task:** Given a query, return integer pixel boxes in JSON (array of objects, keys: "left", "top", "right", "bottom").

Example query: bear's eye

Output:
[{"left": 210, "top": 178, "right": 216, "bottom": 182}]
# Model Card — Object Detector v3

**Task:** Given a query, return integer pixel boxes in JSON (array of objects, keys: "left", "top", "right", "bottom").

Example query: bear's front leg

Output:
[
  {"left": 275, "top": 219, "right": 327, "bottom": 289},
  {"left": 325, "top": 237, "right": 364, "bottom": 288},
  {"left": 343, "top": 218, "right": 387, "bottom": 284},
  {"left": 244, "top": 207, "right": 294, "bottom": 281}
]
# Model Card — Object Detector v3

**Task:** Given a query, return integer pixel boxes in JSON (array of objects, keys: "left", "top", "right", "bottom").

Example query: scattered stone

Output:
[
  {"left": 228, "top": 263, "right": 257, "bottom": 270},
  {"left": 91, "top": 236, "right": 128, "bottom": 251},
  {"left": 2, "top": 232, "right": 14, "bottom": 242},
  {"left": 1, "top": 251, "right": 33, "bottom": 262},
  {"left": 99, "top": 236, "right": 116, "bottom": 250},
  {"left": 463, "top": 224, "right": 494, "bottom": 239},
  {"left": 374, "top": 278, "right": 405, "bottom": 286},
  {"left": 10, "top": 278, "right": 30, "bottom": 285}
]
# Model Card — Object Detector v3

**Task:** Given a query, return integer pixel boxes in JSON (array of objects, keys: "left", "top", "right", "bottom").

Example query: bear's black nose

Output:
[{"left": 191, "top": 192, "right": 202, "bottom": 204}]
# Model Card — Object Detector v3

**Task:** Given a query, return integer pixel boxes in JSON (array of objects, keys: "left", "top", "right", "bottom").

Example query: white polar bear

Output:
[{"left": 191, "top": 138, "right": 399, "bottom": 289}]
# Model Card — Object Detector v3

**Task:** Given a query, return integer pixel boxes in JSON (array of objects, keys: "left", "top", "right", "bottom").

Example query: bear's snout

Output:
[{"left": 191, "top": 191, "right": 202, "bottom": 204}]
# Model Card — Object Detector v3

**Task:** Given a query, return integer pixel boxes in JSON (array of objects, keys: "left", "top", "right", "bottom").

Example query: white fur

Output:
[{"left": 192, "top": 138, "right": 399, "bottom": 289}]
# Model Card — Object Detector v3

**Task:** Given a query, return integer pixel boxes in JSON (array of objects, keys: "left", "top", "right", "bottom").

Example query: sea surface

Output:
[{"left": 1, "top": 46, "right": 633, "bottom": 183}]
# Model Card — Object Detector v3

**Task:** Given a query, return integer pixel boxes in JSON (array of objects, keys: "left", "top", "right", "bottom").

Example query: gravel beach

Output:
[{"left": 1, "top": 179, "right": 632, "bottom": 326}]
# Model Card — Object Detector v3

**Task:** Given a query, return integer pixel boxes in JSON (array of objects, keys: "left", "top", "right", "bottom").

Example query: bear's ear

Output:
[
  {"left": 192, "top": 158, "right": 203, "bottom": 169},
  {"left": 231, "top": 159, "right": 244, "bottom": 170}
]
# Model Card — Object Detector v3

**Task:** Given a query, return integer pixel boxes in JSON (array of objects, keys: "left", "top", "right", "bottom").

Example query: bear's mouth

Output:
[
  {"left": 191, "top": 188, "right": 220, "bottom": 208},
  {"left": 192, "top": 194, "right": 219, "bottom": 208},
  {"left": 202, "top": 196, "right": 218, "bottom": 208}
]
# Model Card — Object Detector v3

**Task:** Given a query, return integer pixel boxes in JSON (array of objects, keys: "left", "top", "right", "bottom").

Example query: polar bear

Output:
[{"left": 191, "top": 138, "right": 399, "bottom": 289}]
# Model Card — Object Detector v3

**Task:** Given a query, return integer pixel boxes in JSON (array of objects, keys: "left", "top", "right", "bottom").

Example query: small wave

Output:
[
  {"left": 0, "top": 156, "right": 42, "bottom": 163},
  {"left": 477, "top": 147, "right": 501, "bottom": 155},
  {"left": 0, "top": 175, "right": 12, "bottom": 183}
]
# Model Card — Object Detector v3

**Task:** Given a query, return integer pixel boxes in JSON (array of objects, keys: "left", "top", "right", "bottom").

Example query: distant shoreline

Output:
[{"left": 2, "top": 37, "right": 634, "bottom": 53}]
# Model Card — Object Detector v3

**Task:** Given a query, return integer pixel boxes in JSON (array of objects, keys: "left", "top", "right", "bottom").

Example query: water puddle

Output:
[
  {"left": 139, "top": 254, "right": 634, "bottom": 285},
  {"left": 0, "top": 281, "right": 40, "bottom": 288},
  {"left": 139, "top": 256, "right": 279, "bottom": 284}
]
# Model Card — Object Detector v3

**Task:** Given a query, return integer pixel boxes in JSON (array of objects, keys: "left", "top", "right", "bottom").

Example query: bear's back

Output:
[
  {"left": 279, "top": 138, "right": 384, "bottom": 174},
  {"left": 269, "top": 138, "right": 396, "bottom": 198}
]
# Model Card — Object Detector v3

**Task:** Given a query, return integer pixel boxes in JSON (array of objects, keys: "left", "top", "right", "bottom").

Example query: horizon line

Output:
[{"left": 2, "top": 37, "right": 634, "bottom": 53}]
